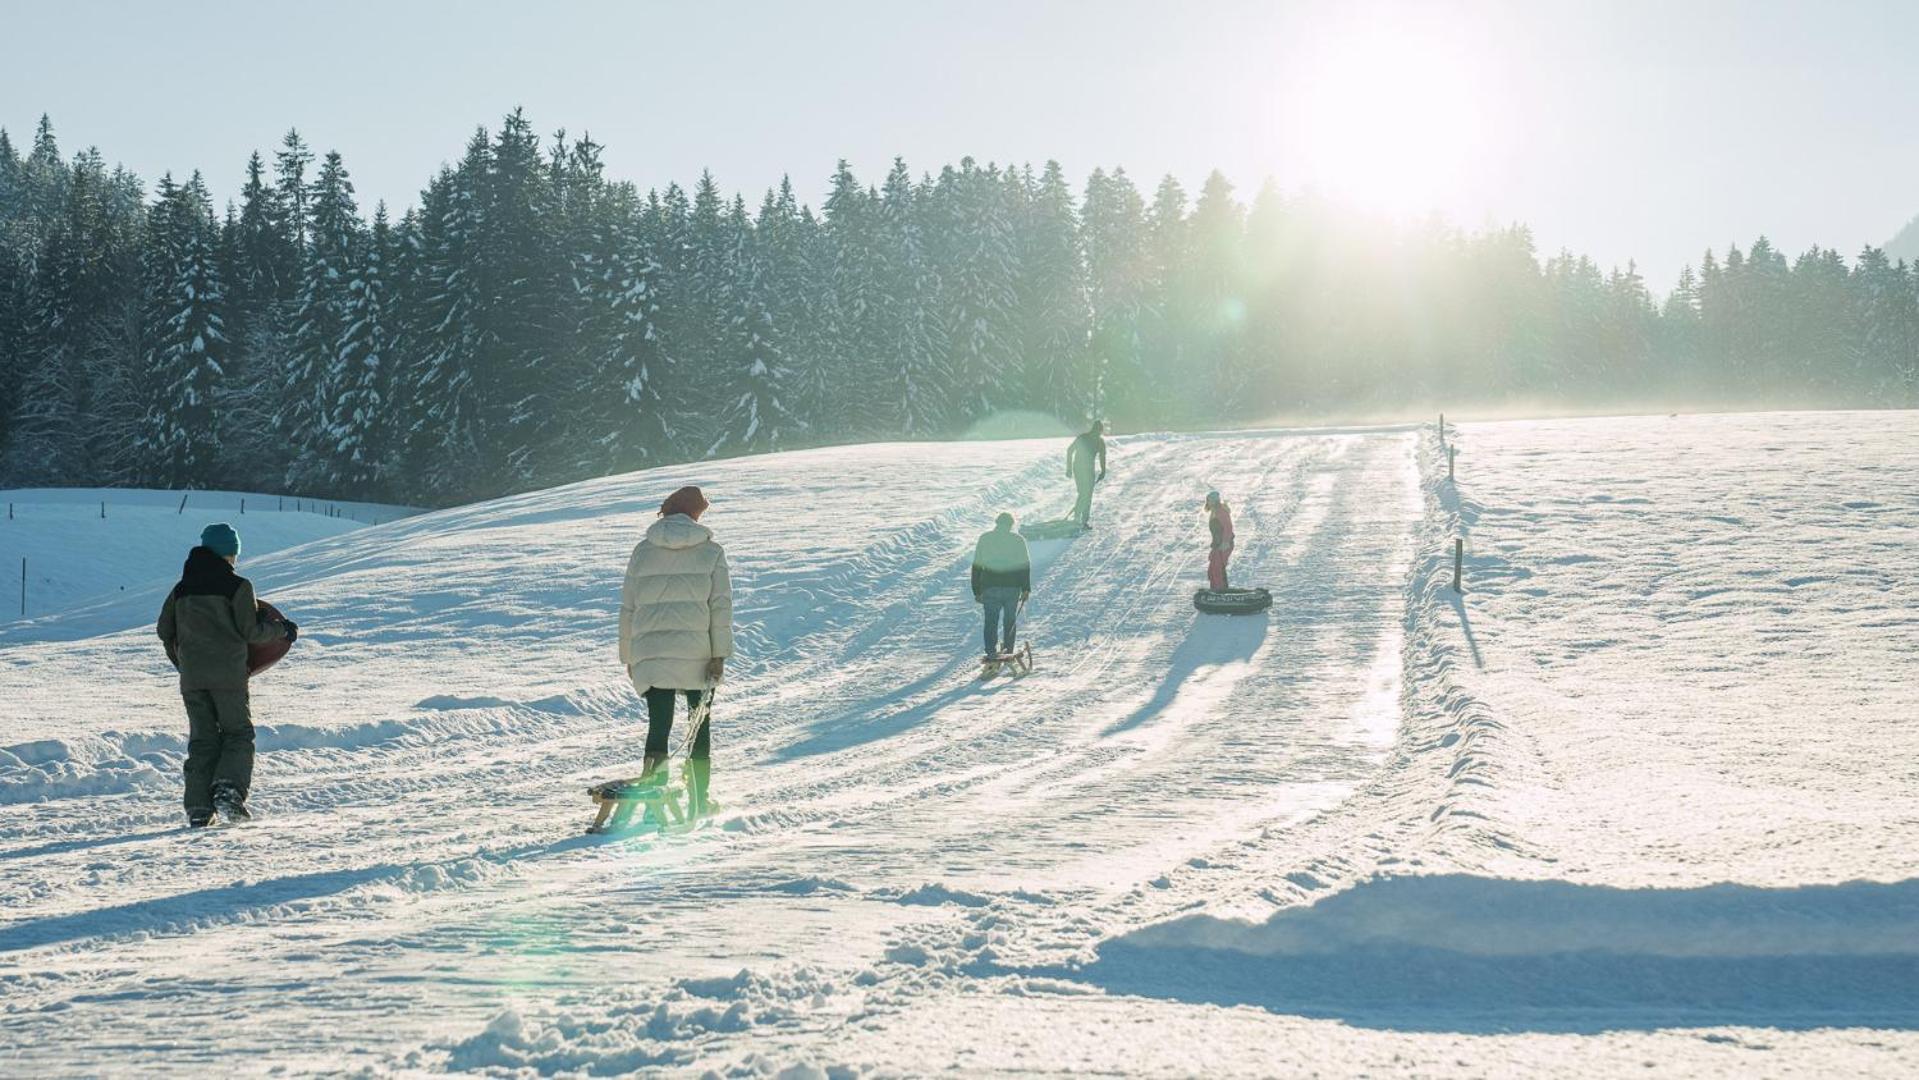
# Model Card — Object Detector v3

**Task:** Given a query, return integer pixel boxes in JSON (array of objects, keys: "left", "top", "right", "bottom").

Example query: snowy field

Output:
[
  {"left": 0, "top": 487, "right": 411, "bottom": 624},
  {"left": 0, "top": 414, "right": 1914, "bottom": 1077}
]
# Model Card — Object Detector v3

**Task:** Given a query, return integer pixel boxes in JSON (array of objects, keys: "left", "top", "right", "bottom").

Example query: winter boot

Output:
[
  {"left": 211, "top": 781, "right": 251, "bottom": 824},
  {"left": 684, "top": 758, "right": 713, "bottom": 818},
  {"left": 188, "top": 810, "right": 214, "bottom": 829}
]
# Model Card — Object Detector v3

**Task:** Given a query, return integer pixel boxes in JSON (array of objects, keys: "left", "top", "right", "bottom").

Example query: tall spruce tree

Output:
[
  {"left": 281, "top": 149, "right": 361, "bottom": 491},
  {"left": 325, "top": 203, "right": 396, "bottom": 492},
  {"left": 143, "top": 173, "right": 227, "bottom": 485}
]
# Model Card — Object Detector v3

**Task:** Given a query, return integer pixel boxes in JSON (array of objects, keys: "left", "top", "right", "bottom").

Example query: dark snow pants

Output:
[
  {"left": 981, "top": 586, "right": 1021, "bottom": 656},
  {"left": 643, "top": 687, "right": 712, "bottom": 760},
  {"left": 182, "top": 688, "right": 254, "bottom": 815}
]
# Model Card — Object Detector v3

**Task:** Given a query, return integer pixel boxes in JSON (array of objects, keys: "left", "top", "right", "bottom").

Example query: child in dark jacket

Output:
[{"left": 156, "top": 523, "right": 296, "bottom": 826}]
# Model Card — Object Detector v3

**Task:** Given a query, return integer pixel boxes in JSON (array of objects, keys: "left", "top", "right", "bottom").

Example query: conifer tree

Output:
[
  {"left": 281, "top": 150, "right": 361, "bottom": 490},
  {"left": 144, "top": 174, "right": 228, "bottom": 485},
  {"left": 1079, "top": 167, "right": 1148, "bottom": 424},
  {"left": 707, "top": 197, "right": 798, "bottom": 455},
  {"left": 326, "top": 204, "right": 396, "bottom": 492},
  {"left": 1013, "top": 161, "right": 1089, "bottom": 421},
  {"left": 873, "top": 158, "right": 949, "bottom": 437}
]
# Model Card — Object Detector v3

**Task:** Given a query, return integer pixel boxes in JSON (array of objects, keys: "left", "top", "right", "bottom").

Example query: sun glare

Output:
[{"left": 1281, "top": 21, "right": 1495, "bottom": 218}]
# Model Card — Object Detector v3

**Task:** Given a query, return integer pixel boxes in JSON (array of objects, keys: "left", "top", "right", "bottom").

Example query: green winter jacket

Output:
[
  {"left": 971, "top": 526, "right": 1032, "bottom": 596},
  {"left": 157, "top": 547, "right": 287, "bottom": 691}
]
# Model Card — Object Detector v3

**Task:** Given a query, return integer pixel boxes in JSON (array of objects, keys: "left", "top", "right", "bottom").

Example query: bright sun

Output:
[{"left": 1281, "top": 21, "right": 1495, "bottom": 217}]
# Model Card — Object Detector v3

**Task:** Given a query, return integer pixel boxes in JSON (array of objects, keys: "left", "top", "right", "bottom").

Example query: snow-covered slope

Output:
[
  {"left": 0, "top": 417, "right": 1913, "bottom": 1077},
  {"left": 0, "top": 487, "right": 410, "bottom": 626}
]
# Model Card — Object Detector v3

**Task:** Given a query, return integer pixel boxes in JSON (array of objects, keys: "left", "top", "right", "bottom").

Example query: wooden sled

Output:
[
  {"left": 585, "top": 775, "right": 689, "bottom": 835},
  {"left": 981, "top": 641, "right": 1035, "bottom": 678}
]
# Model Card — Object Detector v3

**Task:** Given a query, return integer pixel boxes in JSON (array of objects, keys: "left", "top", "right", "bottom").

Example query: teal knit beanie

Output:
[{"left": 200, "top": 522, "right": 241, "bottom": 558}]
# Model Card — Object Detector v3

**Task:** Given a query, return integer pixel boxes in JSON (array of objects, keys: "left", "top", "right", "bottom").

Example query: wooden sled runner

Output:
[
  {"left": 585, "top": 775, "right": 690, "bottom": 835},
  {"left": 981, "top": 641, "right": 1035, "bottom": 678},
  {"left": 1193, "top": 587, "right": 1272, "bottom": 615}
]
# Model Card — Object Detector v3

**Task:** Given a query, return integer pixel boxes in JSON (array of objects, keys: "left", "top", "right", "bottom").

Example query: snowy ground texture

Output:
[{"left": 1, "top": 414, "right": 1914, "bottom": 1077}]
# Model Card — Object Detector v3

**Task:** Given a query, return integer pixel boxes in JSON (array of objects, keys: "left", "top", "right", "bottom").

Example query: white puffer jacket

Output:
[{"left": 619, "top": 514, "right": 734, "bottom": 691}]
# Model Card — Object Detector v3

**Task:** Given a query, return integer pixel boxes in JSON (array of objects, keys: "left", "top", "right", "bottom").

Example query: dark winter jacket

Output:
[
  {"left": 971, "top": 526, "right": 1032, "bottom": 597},
  {"left": 157, "top": 547, "right": 287, "bottom": 691}
]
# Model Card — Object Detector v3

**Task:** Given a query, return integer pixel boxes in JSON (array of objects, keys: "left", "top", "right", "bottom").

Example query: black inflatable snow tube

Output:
[{"left": 1194, "top": 587, "right": 1272, "bottom": 615}]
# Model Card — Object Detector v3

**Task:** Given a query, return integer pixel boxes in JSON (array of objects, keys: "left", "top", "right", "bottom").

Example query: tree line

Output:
[{"left": 0, "top": 111, "right": 1913, "bottom": 506}]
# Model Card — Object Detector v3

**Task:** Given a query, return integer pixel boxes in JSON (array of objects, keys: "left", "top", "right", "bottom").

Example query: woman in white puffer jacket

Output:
[{"left": 619, "top": 485, "right": 733, "bottom": 794}]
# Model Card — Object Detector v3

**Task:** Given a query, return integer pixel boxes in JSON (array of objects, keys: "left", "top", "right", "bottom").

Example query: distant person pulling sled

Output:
[
  {"left": 1067, "top": 420, "right": 1108, "bottom": 528},
  {"left": 972, "top": 513, "right": 1034, "bottom": 674},
  {"left": 609, "top": 485, "right": 733, "bottom": 829},
  {"left": 1205, "top": 490, "right": 1234, "bottom": 590},
  {"left": 155, "top": 523, "right": 297, "bottom": 827}
]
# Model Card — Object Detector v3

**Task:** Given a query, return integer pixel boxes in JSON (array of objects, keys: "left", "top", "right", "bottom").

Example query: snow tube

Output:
[
  {"left": 1193, "top": 587, "right": 1272, "bottom": 615},
  {"left": 248, "top": 600, "right": 293, "bottom": 677}
]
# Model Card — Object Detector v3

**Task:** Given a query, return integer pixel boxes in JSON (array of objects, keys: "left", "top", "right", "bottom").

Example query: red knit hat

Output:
[{"left": 659, "top": 485, "right": 709, "bottom": 518}]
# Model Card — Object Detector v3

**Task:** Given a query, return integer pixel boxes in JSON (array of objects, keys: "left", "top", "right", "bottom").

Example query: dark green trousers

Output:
[{"left": 182, "top": 688, "right": 254, "bottom": 814}]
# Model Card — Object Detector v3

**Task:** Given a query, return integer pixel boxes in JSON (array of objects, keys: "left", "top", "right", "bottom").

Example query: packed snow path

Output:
[{"left": 2, "top": 416, "right": 1914, "bottom": 1076}]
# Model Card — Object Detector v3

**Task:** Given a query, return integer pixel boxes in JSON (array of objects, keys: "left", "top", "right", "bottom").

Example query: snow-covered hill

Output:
[
  {"left": 1, "top": 416, "right": 1913, "bottom": 1077},
  {"left": 0, "top": 487, "right": 412, "bottom": 626}
]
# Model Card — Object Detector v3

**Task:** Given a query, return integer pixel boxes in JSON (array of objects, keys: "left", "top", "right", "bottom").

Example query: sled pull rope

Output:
[{"left": 671, "top": 676, "right": 721, "bottom": 759}]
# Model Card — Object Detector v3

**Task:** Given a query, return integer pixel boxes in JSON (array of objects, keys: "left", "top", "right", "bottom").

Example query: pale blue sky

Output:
[{"left": 5, "top": 0, "right": 1916, "bottom": 290}]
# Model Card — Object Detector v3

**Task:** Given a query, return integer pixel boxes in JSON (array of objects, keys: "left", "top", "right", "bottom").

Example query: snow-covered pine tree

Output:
[
  {"left": 1079, "top": 167, "right": 1148, "bottom": 426},
  {"left": 473, "top": 110, "right": 564, "bottom": 490},
  {"left": 1012, "top": 161, "right": 1089, "bottom": 423},
  {"left": 1657, "top": 263, "right": 1703, "bottom": 389},
  {"left": 400, "top": 147, "right": 486, "bottom": 503},
  {"left": 143, "top": 173, "right": 228, "bottom": 486},
  {"left": 1852, "top": 246, "right": 1919, "bottom": 404},
  {"left": 272, "top": 130, "right": 313, "bottom": 257},
  {"left": 4, "top": 149, "right": 135, "bottom": 484},
  {"left": 569, "top": 168, "right": 669, "bottom": 475},
  {"left": 753, "top": 177, "right": 823, "bottom": 430},
  {"left": 1140, "top": 174, "right": 1190, "bottom": 420},
  {"left": 816, "top": 161, "right": 877, "bottom": 439},
  {"left": 280, "top": 150, "right": 361, "bottom": 492},
  {"left": 1184, "top": 171, "right": 1251, "bottom": 414},
  {"left": 668, "top": 169, "right": 731, "bottom": 447},
  {"left": 872, "top": 158, "right": 949, "bottom": 438},
  {"left": 927, "top": 157, "right": 1019, "bottom": 421},
  {"left": 706, "top": 195, "right": 797, "bottom": 456},
  {"left": 325, "top": 203, "right": 396, "bottom": 493}
]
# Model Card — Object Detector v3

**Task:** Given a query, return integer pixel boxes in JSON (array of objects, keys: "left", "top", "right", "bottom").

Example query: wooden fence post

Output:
[
  {"left": 178, "top": 493, "right": 189, "bottom": 514},
  {"left": 101, "top": 500, "right": 106, "bottom": 519},
  {"left": 19, "top": 557, "right": 25, "bottom": 618},
  {"left": 1448, "top": 447, "right": 1456, "bottom": 481},
  {"left": 1453, "top": 538, "right": 1464, "bottom": 593},
  {"left": 241, "top": 498, "right": 246, "bottom": 515}
]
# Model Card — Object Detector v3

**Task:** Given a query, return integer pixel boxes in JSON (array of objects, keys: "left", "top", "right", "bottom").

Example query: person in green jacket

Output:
[
  {"left": 971, "top": 513, "right": 1032, "bottom": 658},
  {"left": 1067, "top": 420, "right": 1108, "bottom": 528},
  {"left": 156, "top": 523, "right": 296, "bottom": 826}
]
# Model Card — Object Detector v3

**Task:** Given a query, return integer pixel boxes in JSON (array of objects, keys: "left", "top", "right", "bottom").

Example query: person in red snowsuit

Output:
[{"left": 1205, "top": 490, "right": 1234, "bottom": 591}]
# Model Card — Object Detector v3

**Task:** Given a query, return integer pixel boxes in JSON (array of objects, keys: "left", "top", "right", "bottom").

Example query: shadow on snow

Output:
[{"left": 1044, "top": 873, "right": 1919, "bottom": 1033}]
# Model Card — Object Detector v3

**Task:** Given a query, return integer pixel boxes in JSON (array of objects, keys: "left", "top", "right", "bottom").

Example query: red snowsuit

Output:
[{"left": 1207, "top": 503, "right": 1234, "bottom": 591}]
